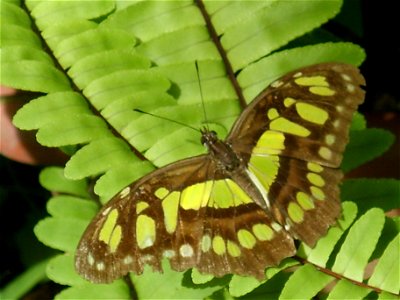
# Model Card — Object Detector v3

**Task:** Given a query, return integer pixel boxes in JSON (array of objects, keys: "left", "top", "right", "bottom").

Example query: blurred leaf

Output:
[
  {"left": 342, "top": 128, "right": 395, "bottom": 173},
  {"left": 341, "top": 179, "right": 400, "bottom": 214}
]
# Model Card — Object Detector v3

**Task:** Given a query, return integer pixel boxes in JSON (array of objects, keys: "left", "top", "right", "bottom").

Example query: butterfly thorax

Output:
[
  {"left": 201, "top": 128, "right": 269, "bottom": 211},
  {"left": 200, "top": 128, "right": 240, "bottom": 172}
]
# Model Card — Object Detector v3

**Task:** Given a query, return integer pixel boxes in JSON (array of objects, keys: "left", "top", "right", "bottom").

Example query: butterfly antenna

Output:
[
  {"left": 133, "top": 109, "right": 200, "bottom": 133},
  {"left": 195, "top": 61, "right": 210, "bottom": 131}
]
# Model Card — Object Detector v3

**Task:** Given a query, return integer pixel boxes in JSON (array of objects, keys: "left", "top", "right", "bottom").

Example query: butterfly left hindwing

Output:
[{"left": 76, "top": 62, "right": 365, "bottom": 283}]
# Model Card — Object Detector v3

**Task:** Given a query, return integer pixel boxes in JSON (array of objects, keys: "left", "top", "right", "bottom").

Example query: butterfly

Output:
[{"left": 75, "top": 62, "right": 365, "bottom": 283}]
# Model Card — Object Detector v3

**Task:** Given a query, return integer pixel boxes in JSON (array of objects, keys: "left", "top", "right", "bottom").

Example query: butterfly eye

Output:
[{"left": 201, "top": 130, "right": 218, "bottom": 146}]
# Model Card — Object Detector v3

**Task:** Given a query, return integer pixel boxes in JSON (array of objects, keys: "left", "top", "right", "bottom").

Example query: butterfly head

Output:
[
  {"left": 200, "top": 127, "right": 240, "bottom": 171},
  {"left": 200, "top": 128, "right": 218, "bottom": 148}
]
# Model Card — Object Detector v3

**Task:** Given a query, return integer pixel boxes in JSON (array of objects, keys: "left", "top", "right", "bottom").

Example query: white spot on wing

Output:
[
  {"left": 120, "top": 186, "right": 131, "bottom": 198},
  {"left": 101, "top": 206, "right": 111, "bottom": 216},
  {"left": 180, "top": 244, "right": 194, "bottom": 257},
  {"left": 123, "top": 255, "right": 133, "bottom": 265},
  {"left": 293, "top": 72, "right": 303, "bottom": 78},
  {"left": 346, "top": 83, "right": 355, "bottom": 93},
  {"left": 87, "top": 253, "right": 95, "bottom": 266},
  {"left": 341, "top": 73, "right": 351, "bottom": 81},
  {"left": 271, "top": 222, "right": 282, "bottom": 232},
  {"left": 142, "top": 236, "right": 155, "bottom": 248},
  {"left": 271, "top": 80, "right": 283, "bottom": 88},
  {"left": 96, "top": 262, "right": 105, "bottom": 271}
]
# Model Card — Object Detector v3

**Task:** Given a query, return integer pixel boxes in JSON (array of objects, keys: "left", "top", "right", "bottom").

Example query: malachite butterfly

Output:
[{"left": 75, "top": 62, "right": 365, "bottom": 283}]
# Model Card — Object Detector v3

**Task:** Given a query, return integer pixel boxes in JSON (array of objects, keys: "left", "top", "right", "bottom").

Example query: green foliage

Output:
[{"left": 1, "top": 0, "right": 398, "bottom": 299}]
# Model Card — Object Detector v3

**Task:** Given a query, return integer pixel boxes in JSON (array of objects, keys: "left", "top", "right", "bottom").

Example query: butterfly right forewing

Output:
[{"left": 227, "top": 62, "right": 365, "bottom": 246}]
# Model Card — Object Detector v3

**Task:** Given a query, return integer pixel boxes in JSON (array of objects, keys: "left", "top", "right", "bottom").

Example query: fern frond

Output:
[{"left": 2, "top": 1, "right": 397, "bottom": 299}]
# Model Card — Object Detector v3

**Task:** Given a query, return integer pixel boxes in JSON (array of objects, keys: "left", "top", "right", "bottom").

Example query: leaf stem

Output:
[
  {"left": 195, "top": 0, "right": 247, "bottom": 110},
  {"left": 123, "top": 275, "right": 138, "bottom": 300},
  {"left": 294, "top": 255, "right": 396, "bottom": 296}
]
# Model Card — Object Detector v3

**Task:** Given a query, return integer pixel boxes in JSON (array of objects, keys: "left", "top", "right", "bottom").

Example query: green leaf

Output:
[
  {"left": 341, "top": 179, "right": 400, "bottom": 214},
  {"left": 1, "top": 45, "right": 53, "bottom": 64},
  {"left": 131, "top": 259, "right": 225, "bottom": 299},
  {"left": 69, "top": 50, "right": 151, "bottom": 89},
  {"left": 191, "top": 268, "right": 214, "bottom": 285},
  {"left": 101, "top": 91, "right": 177, "bottom": 132},
  {"left": 84, "top": 69, "right": 171, "bottom": 110},
  {"left": 54, "top": 28, "right": 136, "bottom": 69},
  {"left": 1, "top": 61, "right": 70, "bottom": 92},
  {"left": 156, "top": 60, "right": 235, "bottom": 105},
  {"left": 238, "top": 42, "right": 365, "bottom": 101},
  {"left": 137, "top": 25, "right": 220, "bottom": 65},
  {"left": 55, "top": 280, "right": 130, "bottom": 300},
  {"left": 327, "top": 279, "right": 372, "bottom": 299},
  {"left": 94, "top": 161, "right": 154, "bottom": 203},
  {"left": 30, "top": 1, "right": 115, "bottom": 30},
  {"left": 229, "top": 259, "right": 298, "bottom": 297},
  {"left": 378, "top": 291, "right": 400, "bottom": 300},
  {"left": 368, "top": 234, "right": 400, "bottom": 294},
  {"left": 298, "top": 201, "right": 358, "bottom": 267},
  {"left": 280, "top": 264, "right": 333, "bottom": 300},
  {"left": 47, "top": 254, "right": 87, "bottom": 286},
  {"left": 37, "top": 115, "right": 111, "bottom": 147},
  {"left": 332, "top": 208, "right": 385, "bottom": 281},
  {"left": 1, "top": 24, "right": 41, "bottom": 48},
  {"left": 221, "top": 0, "right": 343, "bottom": 71},
  {"left": 34, "top": 217, "right": 89, "bottom": 253},
  {"left": 104, "top": 1, "right": 204, "bottom": 42},
  {"left": 64, "top": 137, "right": 140, "bottom": 180},
  {"left": 13, "top": 92, "right": 91, "bottom": 130},
  {"left": 39, "top": 167, "right": 89, "bottom": 198},
  {"left": 342, "top": 128, "right": 395, "bottom": 172},
  {"left": 1, "top": 1, "right": 31, "bottom": 28},
  {"left": 0, "top": 259, "right": 50, "bottom": 300},
  {"left": 350, "top": 112, "right": 367, "bottom": 131},
  {"left": 240, "top": 271, "right": 292, "bottom": 300},
  {"left": 42, "top": 20, "right": 97, "bottom": 49},
  {"left": 205, "top": 1, "right": 277, "bottom": 35},
  {"left": 47, "top": 196, "right": 97, "bottom": 220}
]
